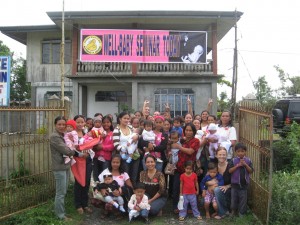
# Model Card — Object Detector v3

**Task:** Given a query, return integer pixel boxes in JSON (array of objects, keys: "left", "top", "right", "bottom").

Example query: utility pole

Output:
[
  {"left": 60, "top": 0, "right": 65, "bottom": 107},
  {"left": 231, "top": 9, "right": 238, "bottom": 121}
]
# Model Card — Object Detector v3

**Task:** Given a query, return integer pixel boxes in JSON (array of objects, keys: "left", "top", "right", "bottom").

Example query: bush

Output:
[
  {"left": 270, "top": 171, "right": 300, "bottom": 225},
  {"left": 273, "top": 122, "right": 300, "bottom": 172}
]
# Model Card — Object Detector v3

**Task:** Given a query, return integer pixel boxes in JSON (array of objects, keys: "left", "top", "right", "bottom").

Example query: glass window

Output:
[
  {"left": 95, "top": 91, "right": 127, "bottom": 102},
  {"left": 42, "top": 40, "right": 71, "bottom": 64},
  {"left": 154, "top": 88, "right": 194, "bottom": 117}
]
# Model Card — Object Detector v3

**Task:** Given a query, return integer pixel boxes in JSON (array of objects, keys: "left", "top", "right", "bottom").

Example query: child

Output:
[
  {"left": 200, "top": 162, "right": 224, "bottom": 219},
  {"left": 229, "top": 143, "right": 253, "bottom": 216},
  {"left": 63, "top": 120, "right": 78, "bottom": 164},
  {"left": 169, "top": 130, "right": 181, "bottom": 165},
  {"left": 142, "top": 120, "right": 162, "bottom": 163},
  {"left": 126, "top": 129, "right": 139, "bottom": 164},
  {"left": 206, "top": 123, "right": 220, "bottom": 160},
  {"left": 171, "top": 116, "right": 183, "bottom": 137},
  {"left": 91, "top": 117, "right": 106, "bottom": 162},
  {"left": 94, "top": 173, "right": 126, "bottom": 212},
  {"left": 179, "top": 161, "right": 202, "bottom": 221},
  {"left": 128, "top": 182, "right": 150, "bottom": 223}
]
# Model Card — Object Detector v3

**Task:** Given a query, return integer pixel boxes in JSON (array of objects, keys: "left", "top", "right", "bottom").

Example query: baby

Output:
[
  {"left": 63, "top": 120, "right": 78, "bottom": 165},
  {"left": 94, "top": 173, "right": 125, "bottom": 212},
  {"left": 181, "top": 45, "right": 204, "bottom": 63},
  {"left": 169, "top": 130, "right": 181, "bottom": 165},
  {"left": 206, "top": 123, "right": 220, "bottom": 160},
  {"left": 126, "top": 130, "right": 139, "bottom": 164},
  {"left": 91, "top": 117, "right": 106, "bottom": 162},
  {"left": 128, "top": 182, "right": 150, "bottom": 223}
]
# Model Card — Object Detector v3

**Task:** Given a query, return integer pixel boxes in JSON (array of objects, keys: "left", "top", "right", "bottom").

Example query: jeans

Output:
[
  {"left": 214, "top": 186, "right": 231, "bottom": 216},
  {"left": 53, "top": 169, "right": 70, "bottom": 219},
  {"left": 129, "top": 208, "right": 149, "bottom": 218},
  {"left": 123, "top": 158, "right": 140, "bottom": 186},
  {"left": 172, "top": 172, "right": 181, "bottom": 210},
  {"left": 92, "top": 158, "right": 110, "bottom": 182},
  {"left": 231, "top": 185, "right": 248, "bottom": 215},
  {"left": 74, "top": 157, "right": 92, "bottom": 209},
  {"left": 149, "top": 196, "right": 167, "bottom": 216}
]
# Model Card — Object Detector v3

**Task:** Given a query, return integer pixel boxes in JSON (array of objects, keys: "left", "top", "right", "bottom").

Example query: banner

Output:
[
  {"left": 80, "top": 29, "right": 207, "bottom": 64},
  {"left": 0, "top": 56, "right": 10, "bottom": 106}
]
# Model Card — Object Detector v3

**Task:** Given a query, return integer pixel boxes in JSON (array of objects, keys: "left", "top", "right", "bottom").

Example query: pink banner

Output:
[{"left": 80, "top": 29, "right": 207, "bottom": 64}]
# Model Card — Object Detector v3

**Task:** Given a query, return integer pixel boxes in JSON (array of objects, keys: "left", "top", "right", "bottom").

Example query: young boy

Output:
[
  {"left": 179, "top": 161, "right": 202, "bottom": 221},
  {"left": 128, "top": 182, "right": 151, "bottom": 223},
  {"left": 94, "top": 173, "right": 126, "bottom": 212},
  {"left": 229, "top": 143, "right": 253, "bottom": 216},
  {"left": 200, "top": 162, "right": 224, "bottom": 219},
  {"left": 171, "top": 116, "right": 183, "bottom": 137}
]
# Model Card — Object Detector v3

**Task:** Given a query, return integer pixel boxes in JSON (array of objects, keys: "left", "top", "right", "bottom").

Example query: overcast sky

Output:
[{"left": 0, "top": 0, "right": 300, "bottom": 100}]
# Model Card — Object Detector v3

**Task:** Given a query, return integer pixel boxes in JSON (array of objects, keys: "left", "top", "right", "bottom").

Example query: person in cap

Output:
[
  {"left": 63, "top": 120, "right": 78, "bottom": 164},
  {"left": 206, "top": 123, "right": 220, "bottom": 161}
]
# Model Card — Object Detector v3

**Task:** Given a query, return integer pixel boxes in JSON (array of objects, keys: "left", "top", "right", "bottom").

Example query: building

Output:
[{"left": 0, "top": 11, "right": 242, "bottom": 118}]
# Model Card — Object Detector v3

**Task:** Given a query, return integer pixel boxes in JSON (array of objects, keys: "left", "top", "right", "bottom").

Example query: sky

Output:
[{"left": 0, "top": 0, "right": 300, "bottom": 100}]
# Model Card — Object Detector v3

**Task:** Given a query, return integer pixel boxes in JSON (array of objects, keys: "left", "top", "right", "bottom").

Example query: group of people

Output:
[{"left": 50, "top": 99, "right": 254, "bottom": 223}]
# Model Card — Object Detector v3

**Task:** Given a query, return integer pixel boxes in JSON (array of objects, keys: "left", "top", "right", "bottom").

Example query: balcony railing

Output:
[{"left": 76, "top": 61, "right": 212, "bottom": 75}]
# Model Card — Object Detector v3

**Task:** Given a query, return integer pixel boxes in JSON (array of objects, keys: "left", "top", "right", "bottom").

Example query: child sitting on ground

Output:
[
  {"left": 178, "top": 161, "right": 202, "bottom": 221},
  {"left": 142, "top": 120, "right": 163, "bottom": 163},
  {"left": 63, "top": 120, "right": 78, "bottom": 165},
  {"left": 128, "top": 182, "right": 151, "bottom": 223},
  {"left": 200, "top": 162, "right": 224, "bottom": 219},
  {"left": 229, "top": 143, "right": 254, "bottom": 216},
  {"left": 94, "top": 173, "right": 126, "bottom": 212}
]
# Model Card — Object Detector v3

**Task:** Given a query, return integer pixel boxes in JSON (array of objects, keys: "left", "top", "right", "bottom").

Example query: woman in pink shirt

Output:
[{"left": 92, "top": 115, "right": 115, "bottom": 182}]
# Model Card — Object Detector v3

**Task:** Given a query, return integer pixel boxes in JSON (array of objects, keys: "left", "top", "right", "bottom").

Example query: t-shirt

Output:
[
  {"left": 98, "top": 168, "right": 130, "bottom": 187},
  {"left": 180, "top": 172, "right": 198, "bottom": 194}
]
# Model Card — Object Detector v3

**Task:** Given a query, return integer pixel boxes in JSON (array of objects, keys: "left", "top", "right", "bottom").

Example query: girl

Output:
[{"left": 179, "top": 161, "right": 202, "bottom": 221}]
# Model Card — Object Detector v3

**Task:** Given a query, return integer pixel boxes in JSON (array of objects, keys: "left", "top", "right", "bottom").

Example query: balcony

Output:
[{"left": 76, "top": 60, "right": 213, "bottom": 76}]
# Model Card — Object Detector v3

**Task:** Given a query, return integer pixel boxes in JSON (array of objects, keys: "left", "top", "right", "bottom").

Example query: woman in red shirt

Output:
[{"left": 171, "top": 123, "right": 200, "bottom": 212}]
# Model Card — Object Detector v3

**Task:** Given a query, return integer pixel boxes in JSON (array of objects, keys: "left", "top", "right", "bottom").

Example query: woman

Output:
[
  {"left": 207, "top": 147, "right": 231, "bottom": 219},
  {"left": 217, "top": 110, "right": 237, "bottom": 160},
  {"left": 184, "top": 113, "right": 193, "bottom": 126},
  {"left": 172, "top": 123, "right": 200, "bottom": 212},
  {"left": 113, "top": 112, "right": 140, "bottom": 185},
  {"left": 140, "top": 155, "right": 167, "bottom": 216},
  {"left": 50, "top": 116, "right": 87, "bottom": 221},
  {"left": 92, "top": 115, "right": 114, "bottom": 181},
  {"left": 73, "top": 115, "right": 93, "bottom": 214},
  {"left": 139, "top": 115, "right": 168, "bottom": 172},
  {"left": 199, "top": 110, "right": 210, "bottom": 131}
]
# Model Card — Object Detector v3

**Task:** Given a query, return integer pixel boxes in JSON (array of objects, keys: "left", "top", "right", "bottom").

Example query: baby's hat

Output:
[
  {"left": 94, "top": 116, "right": 102, "bottom": 122},
  {"left": 196, "top": 130, "right": 204, "bottom": 137},
  {"left": 103, "top": 172, "right": 113, "bottom": 179},
  {"left": 207, "top": 123, "right": 217, "bottom": 131},
  {"left": 66, "top": 120, "right": 76, "bottom": 130}
]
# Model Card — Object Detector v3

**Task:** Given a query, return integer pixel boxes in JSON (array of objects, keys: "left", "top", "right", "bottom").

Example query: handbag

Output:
[
  {"left": 193, "top": 159, "right": 203, "bottom": 176},
  {"left": 164, "top": 162, "right": 176, "bottom": 175}
]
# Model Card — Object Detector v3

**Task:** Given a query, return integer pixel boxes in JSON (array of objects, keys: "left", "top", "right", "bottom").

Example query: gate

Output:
[
  {"left": 0, "top": 106, "right": 66, "bottom": 219},
  {"left": 238, "top": 101, "right": 273, "bottom": 224}
]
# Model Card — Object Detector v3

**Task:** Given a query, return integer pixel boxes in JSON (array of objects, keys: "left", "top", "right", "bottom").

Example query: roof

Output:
[{"left": 0, "top": 10, "right": 243, "bottom": 46}]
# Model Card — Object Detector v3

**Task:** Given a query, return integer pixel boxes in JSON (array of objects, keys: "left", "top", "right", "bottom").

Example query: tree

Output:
[
  {"left": 253, "top": 75, "right": 276, "bottom": 111},
  {"left": 0, "top": 40, "right": 30, "bottom": 101},
  {"left": 218, "top": 91, "right": 230, "bottom": 112},
  {"left": 275, "top": 65, "right": 300, "bottom": 96}
]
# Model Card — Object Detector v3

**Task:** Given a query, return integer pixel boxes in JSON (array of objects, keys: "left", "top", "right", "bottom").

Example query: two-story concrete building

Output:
[{"left": 0, "top": 11, "right": 242, "bottom": 118}]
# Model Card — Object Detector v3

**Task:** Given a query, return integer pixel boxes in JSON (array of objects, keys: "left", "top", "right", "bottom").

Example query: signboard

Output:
[
  {"left": 0, "top": 56, "right": 10, "bottom": 106},
  {"left": 80, "top": 29, "right": 207, "bottom": 64}
]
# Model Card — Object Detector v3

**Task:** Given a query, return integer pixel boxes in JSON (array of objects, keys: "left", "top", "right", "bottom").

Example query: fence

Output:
[
  {"left": 0, "top": 105, "right": 66, "bottom": 219},
  {"left": 238, "top": 100, "right": 273, "bottom": 224}
]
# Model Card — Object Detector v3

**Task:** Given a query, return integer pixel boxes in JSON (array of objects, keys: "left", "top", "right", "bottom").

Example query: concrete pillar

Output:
[
  {"left": 72, "top": 80, "right": 79, "bottom": 117},
  {"left": 132, "top": 81, "right": 138, "bottom": 111},
  {"left": 72, "top": 25, "right": 79, "bottom": 75},
  {"left": 212, "top": 23, "right": 218, "bottom": 75}
]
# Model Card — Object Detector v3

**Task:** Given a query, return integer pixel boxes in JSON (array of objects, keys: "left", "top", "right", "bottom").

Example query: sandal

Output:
[
  {"left": 174, "top": 209, "right": 179, "bottom": 214},
  {"left": 84, "top": 207, "right": 93, "bottom": 214},
  {"left": 178, "top": 217, "right": 185, "bottom": 221},
  {"left": 197, "top": 216, "right": 203, "bottom": 220},
  {"left": 77, "top": 207, "right": 84, "bottom": 215}
]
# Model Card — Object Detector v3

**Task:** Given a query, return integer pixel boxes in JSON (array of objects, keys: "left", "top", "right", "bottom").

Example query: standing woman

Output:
[
  {"left": 73, "top": 115, "right": 93, "bottom": 214},
  {"left": 172, "top": 123, "right": 200, "bottom": 212},
  {"left": 140, "top": 155, "right": 167, "bottom": 217},
  {"left": 217, "top": 110, "right": 237, "bottom": 161},
  {"left": 92, "top": 115, "right": 115, "bottom": 181},
  {"left": 199, "top": 110, "right": 210, "bottom": 131},
  {"left": 113, "top": 112, "right": 139, "bottom": 185},
  {"left": 50, "top": 116, "right": 87, "bottom": 220}
]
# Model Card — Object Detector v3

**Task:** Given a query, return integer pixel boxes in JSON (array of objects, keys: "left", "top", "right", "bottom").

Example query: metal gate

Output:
[
  {"left": 238, "top": 101, "right": 273, "bottom": 224},
  {"left": 0, "top": 106, "right": 66, "bottom": 219}
]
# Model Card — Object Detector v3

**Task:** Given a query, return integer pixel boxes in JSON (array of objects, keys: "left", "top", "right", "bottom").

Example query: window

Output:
[
  {"left": 44, "top": 91, "right": 73, "bottom": 101},
  {"left": 95, "top": 91, "right": 127, "bottom": 102},
  {"left": 42, "top": 40, "right": 71, "bottom": 64},
  {"left": 154, "top": 88, "right": 194, "bottom": 117}
]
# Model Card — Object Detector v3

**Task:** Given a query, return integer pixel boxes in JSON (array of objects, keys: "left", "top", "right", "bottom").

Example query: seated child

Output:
[
  {"left": 128, "top": 182, "right": 150, "bottom": 223},
  {"left": 142, "top": 120, "right": 162, "bottom": 163},
  {"left": 169, "top": 130, "right": 181, "bottom": 165},
  {"left": 229, "top": 143, "right": 254, "bottom": 216},
  {"left": 63, "top": 120, "right": 78, "bottom": 165},
  {"left": 200, "top": 162, "right": 224, "bottom": 219},
  {"left": 179, "top": 161, "right": 202, "bottom": 221},
  {"left": 206, "top": 123, "right": 220, "bottom": 160},
  {"left": 94, "top": 173, "right": 125, "bottom": 212}
]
